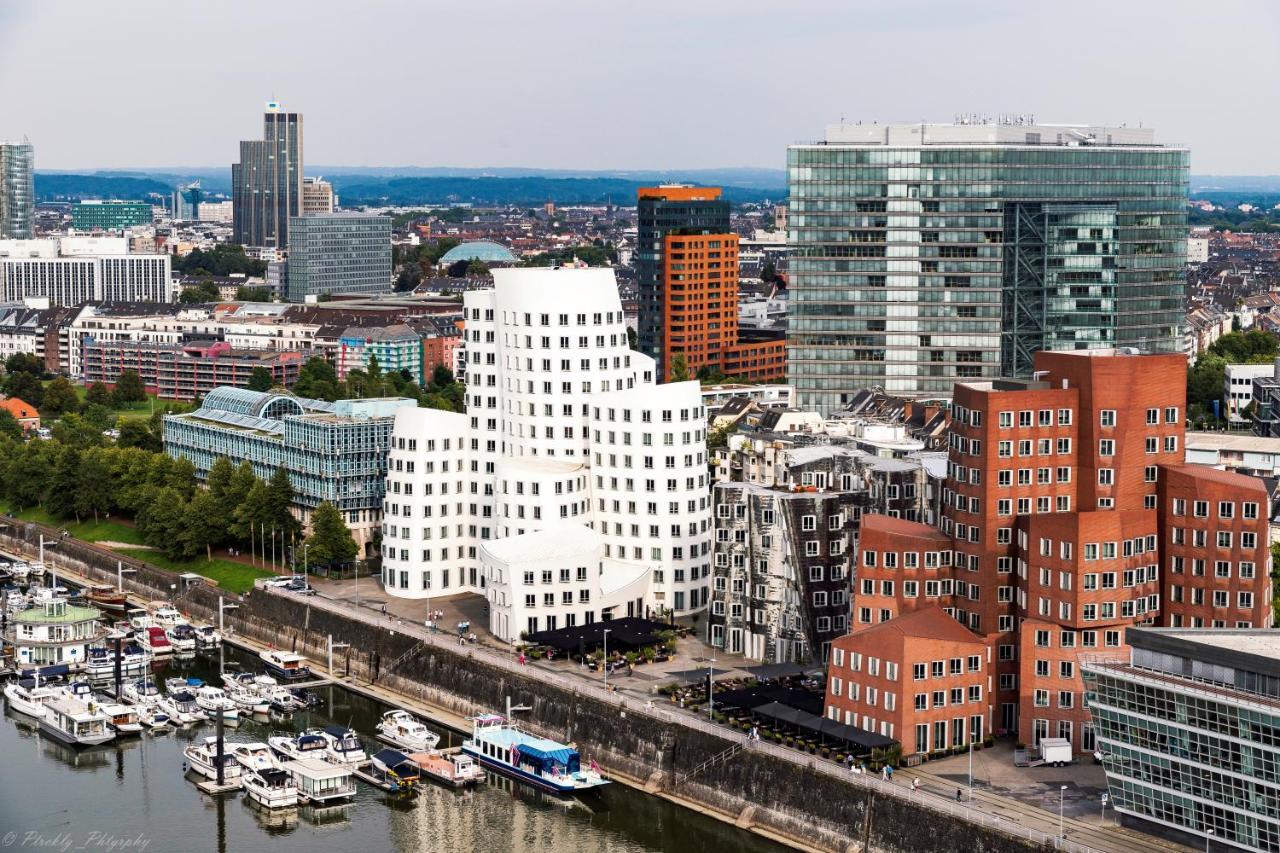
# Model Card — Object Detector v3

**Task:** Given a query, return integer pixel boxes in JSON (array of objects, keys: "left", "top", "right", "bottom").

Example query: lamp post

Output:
[
  {"left": 303, "top": 544, "right": 309, "bottom": 587},
  {"left": 968, "top": 732, "right": 974, "bottom": 801},
  {"left": 602, "top": 629, "right": 612, "bottom": 692},
  {"left": 708, "top": 656, "right": 716, "bottom": 720},
  {"left": 1059, "top": 785, "right": 1068, "bottom": 840},
  {"left": 1206, "top": 828, "right": 1214, "bottom": 853}
]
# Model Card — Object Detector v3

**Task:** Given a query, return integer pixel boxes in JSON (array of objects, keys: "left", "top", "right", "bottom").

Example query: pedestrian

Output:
[
  {"left": 912, "top": 778, "right": 920, "bottom": 793},
  {"left": 381, "top": 603, "right": 387, "bottom": 617},
  {"left": 886, "top": 765, "right": 894, "bottom": 781},
  {"left": 518, "top": 652, "right": 526, "bottom": 666},
  {"left": 881, "top": 766, "right": 889, "bottom": 781},
  {"left": 956, "top": 788, "right": 962, "bottom": 802}
]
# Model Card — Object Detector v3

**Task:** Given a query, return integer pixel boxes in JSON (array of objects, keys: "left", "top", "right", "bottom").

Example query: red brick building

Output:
[
  {"left": 829, "top": 350, "right": 1273, "bottom": 756},
  {"left": 826, "top": 606, "right": 990, "bottom": 753}
]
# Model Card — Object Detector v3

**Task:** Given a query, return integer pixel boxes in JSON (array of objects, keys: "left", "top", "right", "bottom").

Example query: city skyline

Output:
[{"left": 1, "top": 1, "right": 1277, "bottom": 173}]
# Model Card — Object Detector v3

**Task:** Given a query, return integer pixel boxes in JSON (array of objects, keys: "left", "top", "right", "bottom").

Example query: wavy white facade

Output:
[{"left": 383, "top": 267, "right": 712, "bottom": 642}]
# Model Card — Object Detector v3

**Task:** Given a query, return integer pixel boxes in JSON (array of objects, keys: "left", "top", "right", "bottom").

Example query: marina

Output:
[{"left": 1, "top": 644, "right": 784, "bottom": 852}]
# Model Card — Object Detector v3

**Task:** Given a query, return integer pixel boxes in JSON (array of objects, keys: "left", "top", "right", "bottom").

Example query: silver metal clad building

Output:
[{"left": 787, "top": 120, "right": 1188, "bottom": 410}]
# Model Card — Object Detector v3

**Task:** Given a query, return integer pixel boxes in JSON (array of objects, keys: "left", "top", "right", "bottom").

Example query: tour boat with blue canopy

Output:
[{"left": 462, "top": 713, "right": 607, "bottom": 794}]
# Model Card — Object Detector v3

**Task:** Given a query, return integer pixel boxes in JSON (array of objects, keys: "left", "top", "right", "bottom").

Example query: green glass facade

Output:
[
  {"left": 71, "top": 201, "right": 153, "bottom": 231},
  {"left": 787, "top": 131, "right": 1188, "bottom": 410},
  {"left": 285, "top": 213, "right": 392, "bottom": 302}
]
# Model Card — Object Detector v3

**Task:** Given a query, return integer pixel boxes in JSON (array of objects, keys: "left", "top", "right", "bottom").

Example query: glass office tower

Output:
[
  {"left": 233, "top": 103, "right": 303, "bottom": 249},
  {"left": 0, "top": 142, "right": 34, "bottom": 239},
  {"left": 787, "top": 121, "right": 1188, "bottom": 411}
]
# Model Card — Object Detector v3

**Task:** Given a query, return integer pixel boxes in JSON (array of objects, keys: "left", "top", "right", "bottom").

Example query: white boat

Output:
[
  {"left": 136, "top": 627, "right": 173, "bottom": 657},
  {"left": 194, "top": 625, "right": 222, "bottom": 650},
  {"left": 193, "top": 686, "right": 241, "bottom": 724},
  {"left": 150, "top": 604, "right": 184, "bottom": 628},
  {"left": 4, "top": 587, "right": 27, "bottom": 613},
  {"left": 463, "top": 713, "right": 609, "bottom": 794},
  {"left": 3, "top": 676, "right": 58, "bottom": 719},
  {"left": 84, "top": 643, "right": 152, "bottom": 681},
  {"left": 409, "top": 749, "right": 487, "bottom": 788},
  {"left": 10, "top": 562, "right": 29, "bottom": 583},
  {"left": 165, "top": 676, "right": 203, "bottom": 694},
  {"left": 243, "top": 767, "right": 298, "bottom": 809},
  {"left": 40, "top": 696, "right": 114, "bottom": 746},
  {"left": 121, "top": 678, "right": 163, "bottom": 708},
  {"left": 319, "top": 725, "right": 367, "bottom": 767},
  {"left": 377, "top": 710, "right": 441, "bottom": 753},
  {"left": 279, "top": 758, "right": 356, "bottom": 804},
  {"left": 157, "top": 690, "right": 203, "bottom": 726},
  {"left": 227, "top": 686, "right": 270, "bottom": 715},
  {"left": 268, "top": 729, "right": 331, "bottom": 762},
  {"left": 259, "top": 649, "right": 311, "bottom": 681},
  {"left": 184, "top": 736, "right": 243, "bottom": 783},
  {"left": 26, "top": 561, "right": 45, "bottom": 578},
  {"left": 137, "top": 704, "right": 172, "bottom": 730},
  {"left": 58, "top": 681, "right": 96, "bottom": 704},
  {"left": 231, "top": 742, "right": 279, "bottom": 773},
  {"left": 125, "top": 608, "right": 152, "bottom": 632},
  {"left": 165, "top": 624, "right": 198, "bottom": 653},
  {"left": 94, "top": 695, "right": 144, "bottom": 736}
]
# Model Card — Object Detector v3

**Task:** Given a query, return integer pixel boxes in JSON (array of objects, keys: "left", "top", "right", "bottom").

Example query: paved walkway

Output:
[{"left": 285, "top": 577, "right": 1190, "bottom": 853}]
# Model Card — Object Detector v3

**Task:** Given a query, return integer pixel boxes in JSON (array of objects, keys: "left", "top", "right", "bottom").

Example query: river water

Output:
[{"left": 0, "top": 648, "right": 784, "bottom": 853}]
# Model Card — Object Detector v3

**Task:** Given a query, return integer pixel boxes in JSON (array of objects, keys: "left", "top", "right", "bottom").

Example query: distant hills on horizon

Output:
[{"left": 30, "top": 167, "right": 1280, "bottom": 206}]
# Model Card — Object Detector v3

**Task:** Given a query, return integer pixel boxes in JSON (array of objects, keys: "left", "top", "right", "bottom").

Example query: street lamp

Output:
[
  {"left": 602, "top": 629, "right": 612, "bottom": 692},
  {"left": 303, "top": 544, "right": 309, "bottom": 587},
  {"left": 708, "top": 655, "right": 716, "bottom": 720},
  {"left": 1206, "top": 828, "right": 1214, "bottom": 853},
  {"left": 1059, "top": 785, "right": 1068, "bottom": 840}
]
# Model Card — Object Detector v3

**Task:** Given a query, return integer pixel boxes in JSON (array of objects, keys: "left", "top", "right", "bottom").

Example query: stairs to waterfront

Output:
[
  {"left": 385, "top": 639, "right": 430, "bottom": 674},
  {"left": 677, "top": 741, "right": 743, "bottom": 785}
]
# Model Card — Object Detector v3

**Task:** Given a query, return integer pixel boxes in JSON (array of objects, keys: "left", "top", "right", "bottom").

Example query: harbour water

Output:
[{"left": 0, "top": 648, "right": 786, "bottom": 853}]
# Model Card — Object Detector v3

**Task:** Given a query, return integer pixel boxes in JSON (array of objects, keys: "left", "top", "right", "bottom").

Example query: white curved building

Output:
[{"left": 382, "top": 267, "right": 712, "bottom": 642}]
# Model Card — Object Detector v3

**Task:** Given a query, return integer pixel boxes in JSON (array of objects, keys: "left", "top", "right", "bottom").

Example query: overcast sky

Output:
[{"left": 1, "top": 0, "right": 1276, "bottom": 174}]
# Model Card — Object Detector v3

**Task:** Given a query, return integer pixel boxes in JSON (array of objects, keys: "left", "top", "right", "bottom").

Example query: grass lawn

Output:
[
  {"left": 114, "top": 548, "right": 274, "bottom": 595},
  {"left": 0, "top": 502, "right": 146, "bottom": 546},
  {"left": 52, "top": 382, "right": 193, "bottom": 422}
]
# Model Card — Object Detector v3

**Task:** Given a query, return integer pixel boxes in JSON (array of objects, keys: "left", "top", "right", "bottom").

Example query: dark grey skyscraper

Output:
[
  {"left": 0, "top": 142, "right": 35, "bottom": 239},
  {"left": 787, "top": 120, "right": 1188, "bottom": 411},
  {"left": 232, "top": 103, "right": 303, "bottom": 249}
]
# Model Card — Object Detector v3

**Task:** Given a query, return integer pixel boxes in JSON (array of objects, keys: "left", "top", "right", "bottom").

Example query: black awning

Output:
[
  {"left": 711, "top": 684, "right": 823, "bottom": 716},
  {"left": 523, "top": 616, "right": 672, "bottom": 652}
]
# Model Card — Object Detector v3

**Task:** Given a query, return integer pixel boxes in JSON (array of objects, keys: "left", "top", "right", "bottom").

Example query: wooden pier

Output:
[{"left": 196, "top": 779, "right": 243, "bottom": 795}]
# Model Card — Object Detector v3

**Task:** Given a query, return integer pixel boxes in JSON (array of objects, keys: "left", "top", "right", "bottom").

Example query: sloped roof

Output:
[
  {"left": 852, "top": 606, "right": 984, "bottom": 645},
  {"left": 0, "top": 397, "right": 38, "bottom": 419}
]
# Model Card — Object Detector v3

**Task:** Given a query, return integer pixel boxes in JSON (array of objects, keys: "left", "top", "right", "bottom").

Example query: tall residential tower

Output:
[
  {"left": 787, "top": 120, "right": 1188, "bottom": 411},
  {"left": 232, "top": 102, "right": 303, "bottom": 249},
  {"left": 0, "top": 142, "right": 35, "bottom": 239}
]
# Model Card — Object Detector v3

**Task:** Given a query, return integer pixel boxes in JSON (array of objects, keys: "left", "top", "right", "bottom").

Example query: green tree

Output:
[
  {"left": 246, "top": 366, "right": 274, "bottom": 392},
  {"left": 182, "top": 490, "right": 223, "bottom": 560},
  {"left": 235, "top": 285, "right": 271, "bottom": 302},
  {"left": 41, "top": 376, "right": 81, "bottom": 417},
  {"left": 172, "top": 244, "right": 266, "bottom": 277},
  {"left": 85, "top": 381, "right": 114, "bottom": 408},
  {"left": 2, "top": 370, "right": 43, "bottom": 409},
  {"left": 4, "top": 352, "right": 44, "bottom": 377},
  {"left": 81, "top": 403, "right": 114, "bottom": 433},
  {"left": 4, "top": 441, "right": 50, "bottom": 509},
  {"left": 138, "top": 487, "right": 189, "bottom": 559},
  {"left": 265, "top": 467, "right": 303, "bottom": 542},
  {"left": 303, "top": 501, "right": 358, "bottom": 568},
  {"left": 233, "top": 479, "right": 271, "bottom": 554},
  {"left": 51, "top": 412, "right": 103, "bottom": 448},
  {"left": 668, "top": 354, "right": 690, "bottom": 383},
  {"left": 178, "top": 280, "right": 222, "bottom": 303},
  {"left": 293, "top": 357, "right": 339, "bottom": 401},
  {"left": 117, "top": 419, "right": 161, "bottom": 452},
  {"left": 45, "top": 446, "right": 82, "bottom": 521},
  {"left": 163, "top": 455, "right": 198, "bottom": 499},
  {"left": 112, "top": 369, "right": 147, "bottom": 405},
  {"left": 0, "top": 409, "right": 22, "bottom": 442},
  {"left": 75, "top": 448, "right": 114, "bottom": 522}
]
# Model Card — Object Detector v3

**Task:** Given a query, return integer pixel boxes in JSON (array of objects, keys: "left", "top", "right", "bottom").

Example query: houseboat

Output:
[
  {"left": 377, "top": 709, "right": 440, "bottom": 752},
  {"left": 184, "top": 736, "right": 243, "bottom": 783},
  {"left": 243, "top": 768, "right": 298, "bottom": 810},
  {"left": 93, "top": 695, "right": 143, "bottom": 736},
  {"left": 39, "top": 696, "right": 114, "bottom": 746},
  {"left": 4, "top": 596, "right": 105, "bottom": 671},
  {"left": 362, "top": 749, "right": 420, "bottom": 794},
  {"left": 409, "top": 750, "right": 486, "bottom": 788},
  {"left": 462, "top": 714, "right": 608, "bottom": 795},
  {"left": 279, "top": 758, "right": 357, "bottom": 804},
  {"left": 259, "top": 649, "right": 311, "bottom": 681}
]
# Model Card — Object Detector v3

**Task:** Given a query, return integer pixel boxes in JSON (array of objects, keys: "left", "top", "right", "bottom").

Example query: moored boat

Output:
[
  {"left": 84, "top": 584, "right": 127, "bottom": 613},
  {"left": 137, "top": 627, "right": 172, "bottom": 657},
  {"left": 39, "top": 696, "right": 114, "bottom": 746},
  {"left": 157, "top": 690, "right": 203, "bottom": 726},
  {"left": 194, "top": 625, "right": 222, "bottom": 651},
  {"left": 462, "top": 713, "right": 608, "bottom": 794},
  {"left": 243, "top": 768, "right": 298, "bottom": 809},
  {"left": 362, "top": 749, "right": 420, "bottom": 794},
  {"left": 376, "top": 709, "right": 440, "bottom": 752},
  {"left": 184, "top": 736, "right": 243, "bottom": 783},
  {"left": 149, "top": 603, "right": 184, "bottom": 628},
  {"left": 84, "top": 643, "right": 152, "bottom": 682},
  {"left": 259, "top": 649, "right": 311, "bottom": 681},
  {"left": 94, "top": 695, "right": 143, "bottom": 736},
  {"left": 320, "top": 725, "right": 367, "bottom": 767},
  {"left": 166, "top": 623, "right": 198, "bottom": 653},
  {"left": 3, "top": 676, "right": 58, "bottom": 719},
  {"left": 231, "top": 741, "right": 279, "bottom": 773},
  {"left": 268, "top": 729, "right": 331, "bottom": 762},
  {"left": 408, "top": 750, "right": 486, "bottom": 788},
  {"left": 193, "top": 686, "right": 241, "bottom": 724},
  {"left": 279, "top": 758, "right": 356, "bottom": 804}
]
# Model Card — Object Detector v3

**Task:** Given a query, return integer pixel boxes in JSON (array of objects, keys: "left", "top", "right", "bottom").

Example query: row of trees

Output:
[
  {"left": 291, "top": 356, "right": 464, "bottom": 413},
  {"left": 0, "top": 436, "right": 356, "bottom": 567},
  {"left": 1, "top": 354, "right": 147, "bottom": 419}
]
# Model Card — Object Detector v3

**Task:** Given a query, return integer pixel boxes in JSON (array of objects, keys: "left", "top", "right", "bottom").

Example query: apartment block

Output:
[
  {"left": 831, "top": 349, "right": 1272, "bottom": 756},
  {"left": 83, "top": 339, "right": 303, "bottom": 401}
]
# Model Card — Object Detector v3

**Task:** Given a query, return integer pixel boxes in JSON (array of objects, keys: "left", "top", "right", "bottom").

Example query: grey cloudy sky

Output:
[{"left": 1, "top": 0, "right": 1276, "bottom": 173}]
